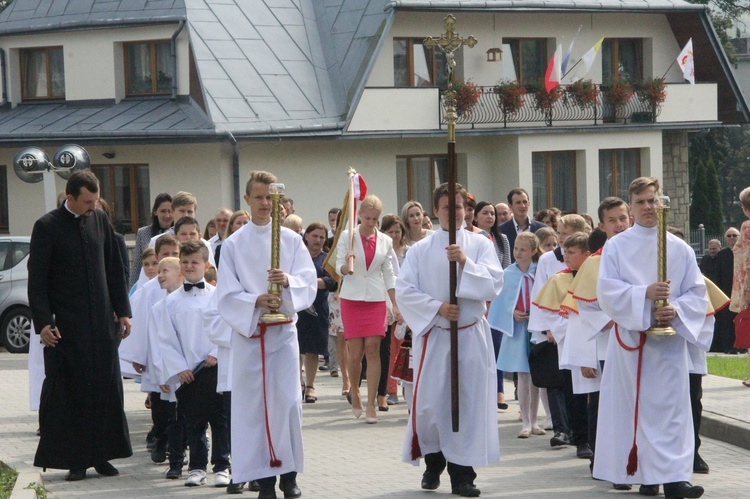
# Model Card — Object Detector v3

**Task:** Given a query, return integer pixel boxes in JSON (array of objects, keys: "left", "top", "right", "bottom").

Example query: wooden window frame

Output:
[
  {"left": 20, "top": 46, "right": 64, "bottom": 100},
  {"left": 91, "top": 164, "right": 149, "bottom": 234},
  {"left": 393, "top": 38, "right": 448, "bottom": 88},
  {"left": 533, "top": 151, "right": 577, "bottom": 212},
  {"left": 599, "top": 148, "right": 641, "bottom": 198},
  {"left": 124, "top": 40, "right": 171, "bottom": 96},
  {"left": 398, "top": 154, "right": 449, "bottom": 201},
  {"left": 504, "top": 38, "right": 548, "bottom": 84},
  {"left": 603, "top": 38, "right": 643, "bottom": 83}
]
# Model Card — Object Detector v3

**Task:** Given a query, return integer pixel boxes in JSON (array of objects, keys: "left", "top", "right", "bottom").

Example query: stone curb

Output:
[
  {"left": 701, "top": 411, "right": 750, "bottom": 452},
  {"left": 10, "top": 471, "right": 43, "bottom": 499}
]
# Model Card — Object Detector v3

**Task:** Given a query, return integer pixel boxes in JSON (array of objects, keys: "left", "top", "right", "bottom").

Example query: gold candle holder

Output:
[
  {"left": 260, "top": 182, "right": 290, "bottom": 323},
  {"left": 646, "top": 195, "right": 676, "bottom": 336}
]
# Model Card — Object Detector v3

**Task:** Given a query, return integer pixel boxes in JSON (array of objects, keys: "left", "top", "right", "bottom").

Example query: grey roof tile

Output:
[
  {"left": 221, "top": 59, "right": 273, "bottom": 97},
  {"left": 256, "top": 26, "right": 306, "bottom": 62},
  {"left": 208, "top": 3, "right": 260, "bottom": 40},
  {"left": 236, "top": 1, "right": 277, "bottom": 26},
  {"left": 271, "top": 6, "right": 304, "bottom": 26},
  {"left": 238, "top": 39, "right": 286, "bottom": 73},
  {"left": 190, "top": 20, "right": 232, "bottom": 41}
]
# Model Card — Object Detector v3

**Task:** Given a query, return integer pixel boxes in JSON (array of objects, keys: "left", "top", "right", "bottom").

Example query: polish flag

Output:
[{"left": 544, "top": 44, "right": 562, "bottom": 92}]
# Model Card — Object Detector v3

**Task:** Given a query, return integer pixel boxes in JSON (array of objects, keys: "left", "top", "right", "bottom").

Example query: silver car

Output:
[{"left": 0, "top": 236, "right": 31, "bottom": 353}]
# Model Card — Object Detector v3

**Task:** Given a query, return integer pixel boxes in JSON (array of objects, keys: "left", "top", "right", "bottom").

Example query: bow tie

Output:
[{"left": 184, "top": 281, "right": 205, "bottom": 291}]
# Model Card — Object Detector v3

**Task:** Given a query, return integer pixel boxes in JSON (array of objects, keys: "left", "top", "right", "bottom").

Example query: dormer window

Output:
[
  {"left": 20, "top": 47, "right": 65, "bottom": 100},
  {"left": 393, "top": 38, "right": 448, "bottom": 88},
  {"left": 124, "top": 41, "right": 172, "bottom": 96}
]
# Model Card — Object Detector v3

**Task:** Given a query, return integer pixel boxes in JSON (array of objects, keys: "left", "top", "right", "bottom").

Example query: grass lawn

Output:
[
  {"left": 707, "top": 355, "right": 750, "bottom": 381},
  {"left": 0, "top": 464, "right": 17, "bottom": 499}
]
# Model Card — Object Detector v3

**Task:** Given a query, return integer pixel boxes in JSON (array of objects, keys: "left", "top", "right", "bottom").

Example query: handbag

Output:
[
  {"left": 734, "top": 308, "right": 750, "bottom": 348},
  {"left": 528, "top": 341, "right": 565, "bottom": 389}
]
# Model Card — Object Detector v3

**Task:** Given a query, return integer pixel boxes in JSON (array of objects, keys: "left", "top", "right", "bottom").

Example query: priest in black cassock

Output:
[{"left": 28, "top": 170, "right": 133, "bottom": 481}]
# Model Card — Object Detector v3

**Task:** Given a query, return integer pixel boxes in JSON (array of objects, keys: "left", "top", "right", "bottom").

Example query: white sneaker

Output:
[
  {"left": 214, "top": 470, "right": 230, "bottom": 487},
  {"left": 184, "top": 469, "right": 206, "bottom": 487}
]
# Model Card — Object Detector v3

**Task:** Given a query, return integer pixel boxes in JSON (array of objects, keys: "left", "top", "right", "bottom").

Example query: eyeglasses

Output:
[{"left": 727, "top": 234, "right": 738, "bottom": 238}]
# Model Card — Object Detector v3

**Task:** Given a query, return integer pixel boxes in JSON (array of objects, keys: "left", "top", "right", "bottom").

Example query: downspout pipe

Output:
[
  {"left": 0, "top": 49, "right": 6, "bottom": 105},
  {"left": 171, "top": 18, "right": 186, "bottom": 101},
  {"left": 227, "top": 131, "right": 240, "bottom": 210}
]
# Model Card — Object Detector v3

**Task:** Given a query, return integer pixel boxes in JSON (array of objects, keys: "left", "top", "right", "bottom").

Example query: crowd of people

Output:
[{"left": 29, "top": 169, "right": 750, "bottom": 499}]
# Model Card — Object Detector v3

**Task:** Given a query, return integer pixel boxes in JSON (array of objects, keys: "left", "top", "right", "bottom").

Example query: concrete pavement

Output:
[{"left": 1, "top": 351, "right": 750, "bottom": 498}]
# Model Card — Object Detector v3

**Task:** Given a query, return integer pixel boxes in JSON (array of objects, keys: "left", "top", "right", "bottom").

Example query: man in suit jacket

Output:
[
  {"left": 714, "top": 228, "right": 739, "bottom": 352},
  {"left": 499, "top": 188, "right": 546, "bottom": 262}
]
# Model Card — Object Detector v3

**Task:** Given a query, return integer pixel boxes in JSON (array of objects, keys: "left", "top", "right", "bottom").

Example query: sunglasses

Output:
[{"left": 727, "top": 234, "right": 738, "bottom": 238}]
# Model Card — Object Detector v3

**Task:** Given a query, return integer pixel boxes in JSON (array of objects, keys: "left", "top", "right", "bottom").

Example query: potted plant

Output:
[
  {"left": 635, "top": 77, "right": 667, "bottom": 122},
  {"left": 525, "top": 79, "right": 563, "bottom": 125},
  {"left": 601, "top": 77, "right": 633, "bottom": 120},
  {"left": 453, "top": 79, "right": 482, "bottom": 118},
  {"left": 564, "top": 79, "right": 599, "bottom": 109},
  {"left": 494, "top": 79, "right": 527, "bottom": 116}
]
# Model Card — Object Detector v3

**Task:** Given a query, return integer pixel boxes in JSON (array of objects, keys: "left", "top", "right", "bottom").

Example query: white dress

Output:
[
  {"left": 396, "top": 227, "right": 503, "bottom": 467},
  {"left": 593, "top": 224, "right": 708, "bottom": 485}
]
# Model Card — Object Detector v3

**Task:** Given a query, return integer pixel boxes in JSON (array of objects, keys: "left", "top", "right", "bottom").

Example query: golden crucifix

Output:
[
  {"left": 424, "top": 15, "right": 476, "bottom": 434},
  {"left": 424, "top": 14, "right": 477, "bottom": 139}
]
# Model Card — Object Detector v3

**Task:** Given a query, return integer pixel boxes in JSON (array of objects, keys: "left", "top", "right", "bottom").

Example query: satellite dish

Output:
[
  {"left": 13, "top": 147, "right": 50, "bottom": 184},
  {"left": 53, "top": 144, "right": 91, "bottom": 180}
]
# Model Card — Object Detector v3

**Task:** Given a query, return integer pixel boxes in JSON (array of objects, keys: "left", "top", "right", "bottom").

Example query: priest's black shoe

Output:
[
  {"left": 94, "top": 462, "right": 119, "bottom": 476},
  {"left": 65, "top": 469, "right": 86, "bottom": 481},
  {"left": 226, "top": 480, "right": 245, "bottom": 494},
  {"left": 638, "top": 484, "right": 660, "bottom": 496},
  {"left": 693, "top": 453, "right": 709, "bottom": 474},
  {"left": 258, "top": 490, "right": 277, "bottom": 499},
  {"left": 663, "top": 481, "right": 704, "bottom": 499},
  {"left": 249, "top": 480, "right": 261, "bottom": 491},
  {"left": 421, "top": 471, "right": 441, "bottom": 490},
  {"left": 451, "top": 482, "right": 481, "bottom": 497}
]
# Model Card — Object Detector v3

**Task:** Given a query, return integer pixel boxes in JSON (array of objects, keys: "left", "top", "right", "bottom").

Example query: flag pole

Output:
[
  {"left": 425, "top": 14, "right": 476, "bottom": 433},
  {"left": 660, "top": 59, "right": 677, "bottom": 81}
]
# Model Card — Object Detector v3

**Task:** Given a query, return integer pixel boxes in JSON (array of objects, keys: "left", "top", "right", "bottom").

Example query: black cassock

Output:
[{"left": 28, "top": 206, "right": 132, "bottom": 470}]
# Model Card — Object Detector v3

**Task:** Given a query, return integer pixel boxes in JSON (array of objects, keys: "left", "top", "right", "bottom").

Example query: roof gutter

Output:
[
  {"left": 171, "top": 18, "right": 186, "bottom": 101},
  {"left": 385, "top": 1, "right": 706, "bottom": 14},
  {"left": 698, "top": 10, "right": 750, "bottom": 122}
]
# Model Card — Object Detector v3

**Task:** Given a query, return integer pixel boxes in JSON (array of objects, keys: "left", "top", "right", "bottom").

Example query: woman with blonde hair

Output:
[
  {"left": 401, "top": 200, "right": 433, "bottom": 244},
  {"left": 336, "top": 195, "right": 401, "bottom": 423},
  {"left": 214, "top": 210, "right": 250, "bottom": 268}
]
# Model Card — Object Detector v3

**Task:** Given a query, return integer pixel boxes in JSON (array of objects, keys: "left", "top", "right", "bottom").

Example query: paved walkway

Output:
[{"left": 1, "top": 351, "right": 750, "bottom": 498}]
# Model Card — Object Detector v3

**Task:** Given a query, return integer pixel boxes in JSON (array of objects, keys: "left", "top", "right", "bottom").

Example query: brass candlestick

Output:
[
  {"left": 646, "top": 195, "right": 676, "bottom": 336},
  {"left": 260, "top": 182, "right": 290, "bottom": 323}
]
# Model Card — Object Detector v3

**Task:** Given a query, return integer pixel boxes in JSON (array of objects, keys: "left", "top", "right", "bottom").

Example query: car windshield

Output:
[{"left": 12, "top": 242, "right": 29, "bottom": 267}]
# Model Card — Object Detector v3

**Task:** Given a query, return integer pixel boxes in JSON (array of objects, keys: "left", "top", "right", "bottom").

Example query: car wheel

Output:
[{"left": 1, "top": 307, "right": 31, "bottom": 354}]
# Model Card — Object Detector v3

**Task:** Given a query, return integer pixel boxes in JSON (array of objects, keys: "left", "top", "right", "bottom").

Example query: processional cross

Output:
[{"left": 424, "top": 15, "right": 476, "bottom": 433}]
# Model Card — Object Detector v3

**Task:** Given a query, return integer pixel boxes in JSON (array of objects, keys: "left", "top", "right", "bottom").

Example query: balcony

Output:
[{"left": 347, "top": 83, "right": 717, "bottom": 133}]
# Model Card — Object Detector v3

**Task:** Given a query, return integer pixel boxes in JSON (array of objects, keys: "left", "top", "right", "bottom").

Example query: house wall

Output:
[
  {"left": 0, "top": 24, "right": 190, "bottom": 105},
  {"left": 369, "top": 11, "right": 686, "bottom": 88}
]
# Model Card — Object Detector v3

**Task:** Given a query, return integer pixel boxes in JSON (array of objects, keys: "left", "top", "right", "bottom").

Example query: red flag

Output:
[{"left": 544, "top": 44, "right": 562, "bottom": 92}]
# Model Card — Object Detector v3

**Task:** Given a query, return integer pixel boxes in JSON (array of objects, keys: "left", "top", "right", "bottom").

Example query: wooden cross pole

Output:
[{"left": 424, "top": 14, "right": 477, "bottom": 433}]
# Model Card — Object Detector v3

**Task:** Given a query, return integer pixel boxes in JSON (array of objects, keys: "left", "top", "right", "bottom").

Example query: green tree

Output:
[
  {"left": 690, "top": 159, "right": 711, "bottom": 230},
  {"left": 704, "top": 155, "right": 725, "bottom": 233}
]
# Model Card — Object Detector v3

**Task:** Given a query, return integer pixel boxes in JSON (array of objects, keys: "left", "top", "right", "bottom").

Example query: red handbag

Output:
[{"left": 733, "top": 308, "right": 750, "bottom": 348}]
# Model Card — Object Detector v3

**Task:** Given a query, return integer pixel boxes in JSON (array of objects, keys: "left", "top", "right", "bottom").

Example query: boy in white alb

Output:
[
  {"left": 396, "top": 182, "right": 503, "bottom": 498},
  {"left": 216, "top": 171, "right": 316, "bottom": 499},
  {"left": 157, "top": 240, "right": 230, "bottom": 488}
]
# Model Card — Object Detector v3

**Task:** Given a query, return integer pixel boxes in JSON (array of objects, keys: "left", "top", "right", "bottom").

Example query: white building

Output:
[{"left": 0, "top": 0, "right": 745, "bottom": 237}]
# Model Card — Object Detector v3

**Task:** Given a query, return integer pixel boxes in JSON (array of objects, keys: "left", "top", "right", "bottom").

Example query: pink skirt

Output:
[{"left": 340, "top": 299, "right": 386, "bottom": 339}]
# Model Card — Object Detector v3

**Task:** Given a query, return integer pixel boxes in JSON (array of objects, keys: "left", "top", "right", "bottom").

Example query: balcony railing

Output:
[{"left": 440, "top": 85, "right": 659, "bottom": 128}]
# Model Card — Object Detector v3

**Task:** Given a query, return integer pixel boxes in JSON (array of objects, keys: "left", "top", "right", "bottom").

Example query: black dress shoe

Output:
[
  {"left": 226, "top": 480, "right": 245, "bottom": 494},
  {"left": 451, "top": 482, "right": 481, "bottom": 497},
  {"left": 576, "top": 443, "right": 593, "bottom": 459},
  {"left": 258, "top": 490, "right": 277, "bottom": 499},
  {"left": 249, "top": 480, "right": 261, "bottom": 492},
  {"left": 664, "top": 481, "right": 704, "bottom": 499},
  {"left": 421, "top": 471, "right": 441, "bottom": 490},
  {"left": 639, "top": 484, "right": 660, "bottom": 496},
  {"left": 281, "top": 483, "right": 301, "bottom": 498},
  {"left": 65, "top": 469, "right": 86, "bottom": 481},
  {"left": 612, "top": 483, "right": 632, "bottom": 490},
  {"left": 693, "top": 453, "right": 709, "bottom": 474},
  {"left": 94, "top": 462, "right": 119, "bottom": 476}
]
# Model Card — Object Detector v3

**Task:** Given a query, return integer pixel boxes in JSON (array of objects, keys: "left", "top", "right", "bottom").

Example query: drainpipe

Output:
[
  {"left": 227, "top": 131, "right": 240, "bottom": 210},
  {"left": 0, "top": 49, "right": 7, "bottom": 105},
  {"left": 171, "top": 19, "right": 186, "bottom": 100}
]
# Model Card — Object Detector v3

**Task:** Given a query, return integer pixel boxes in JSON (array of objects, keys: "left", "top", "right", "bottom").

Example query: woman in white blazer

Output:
[{"left": 336, "top": 195, "right": 401, "bottom": 424}]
